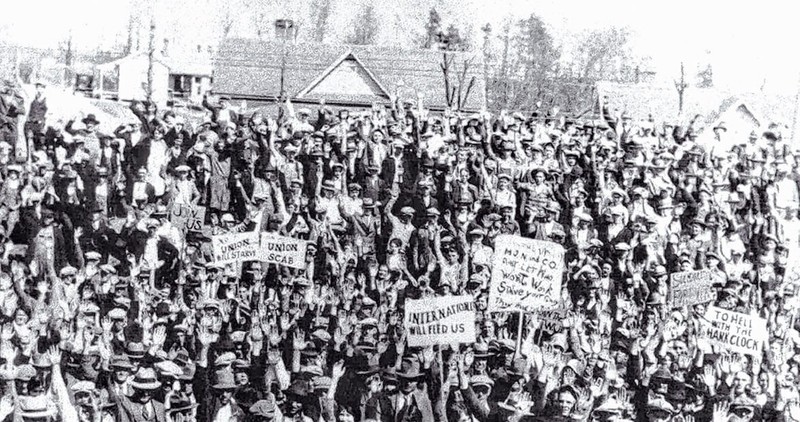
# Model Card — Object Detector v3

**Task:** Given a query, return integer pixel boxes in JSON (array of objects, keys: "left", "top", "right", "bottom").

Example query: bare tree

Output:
[
  {"left": 441, "top": 53, "right": 476, "bottom": 110},
  {"left": 310, "top": 0, "right": 332, "bottom": 43}
]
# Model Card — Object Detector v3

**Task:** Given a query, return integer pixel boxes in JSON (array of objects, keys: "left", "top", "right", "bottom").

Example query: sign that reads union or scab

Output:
[{"left": 489, "top": 235, "right": 564, "bottom": 313}]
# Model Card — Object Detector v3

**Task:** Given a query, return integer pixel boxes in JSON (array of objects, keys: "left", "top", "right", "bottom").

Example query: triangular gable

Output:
[{"left": 296, "top": 50, "right": 391, "bottom": 99}]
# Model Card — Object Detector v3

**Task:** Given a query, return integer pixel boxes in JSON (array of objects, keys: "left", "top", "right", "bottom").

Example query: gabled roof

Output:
[
  {"left": 596, "top": 81, "right": 795, "bottom": 129},
  {"left": 296, "top": 50, "right": 391, "bottom": 100},
  {"left": 213, "top": 38, "right": 486, "bottom": 110},
  {"left": 96, "top": 52, "right": 171, "bottom": 71}
]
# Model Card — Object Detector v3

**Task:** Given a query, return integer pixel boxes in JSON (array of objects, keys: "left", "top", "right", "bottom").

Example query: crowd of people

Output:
[{"left": 0, "top": 76, "right": 799, "bottom": 422}]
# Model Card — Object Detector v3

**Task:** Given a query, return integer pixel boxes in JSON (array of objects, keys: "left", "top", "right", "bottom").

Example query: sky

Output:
[{"left": 2, "top": 0, "right": 800, "bottom": 93}]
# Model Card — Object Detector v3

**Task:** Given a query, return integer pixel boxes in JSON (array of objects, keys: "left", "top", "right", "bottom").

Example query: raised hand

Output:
[
  {"left": 292, "top": 330, "right": 306, "bottom": 351},
  {"left": 101, "top": 317, "right": 113, "bottom": 334},
  {"left": 332, "top": 360, "right": 346, "bottom": 379},
  {"left": 703, "top": 365, "right": 716, "bottom": 388},
  {"left": 712, "top": 401, "right": 730, "bottom": 422}
]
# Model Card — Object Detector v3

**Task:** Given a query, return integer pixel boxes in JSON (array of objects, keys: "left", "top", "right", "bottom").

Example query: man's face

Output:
[
  {"left": 557, "top": 392, "right": 575, "bottom": 417},
  {"left": 218, "top": 389, "right": 234, "bottom": 405},
  {"left": 114, "top": 369, "right": 130, "bottom": 383}
]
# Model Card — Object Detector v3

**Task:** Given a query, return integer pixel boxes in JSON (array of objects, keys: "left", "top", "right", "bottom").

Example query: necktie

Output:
[{"left": 144, "top": 403, "right": 152, "bottom": 420}]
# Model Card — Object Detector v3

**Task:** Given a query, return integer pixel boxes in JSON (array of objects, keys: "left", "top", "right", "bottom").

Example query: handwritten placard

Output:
[
  {"left": 170, "top": 204, "right": 206, "bottom": 232},
  {"left": 258, "top": 232, "right": 307, "bottom": 270},
  {"left": 489, "top": 235, "right": 564, "bottom": 313},
  {"left": 670, "top": 270, "right": 717, "bottom": 308},
  {"left": 701, "top": 306, "right": 767, "bottom": 356},
  {"left": 211, "top": 232, "right": 260, "bottom": 265}
]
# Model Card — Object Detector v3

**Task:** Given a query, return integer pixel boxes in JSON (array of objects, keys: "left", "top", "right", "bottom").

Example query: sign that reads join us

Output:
[
  {"left": 489, "top": 235, "right": 564, "bottom": 313},
  {"left": 404, "top": 295, "right": 477, "bottom": 347}
]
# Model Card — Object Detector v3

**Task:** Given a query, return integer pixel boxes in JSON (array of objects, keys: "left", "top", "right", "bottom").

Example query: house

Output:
[
  {"left": 94, "top": 52, "right": 171, "bottom": 106},
  {"left": 213, "top": 38, "right": 486, "bottom": 112},
  {"left": 166, "top": 57, "right": 213, "bottom": 104},
  {"left": 596, "top": 81, "right": 797, "bottom": 146}
]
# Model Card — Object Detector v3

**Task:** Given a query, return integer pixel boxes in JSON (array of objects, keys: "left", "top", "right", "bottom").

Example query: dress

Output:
[{"left": 209, "top": 150, "right": 232, "bottom": 211}]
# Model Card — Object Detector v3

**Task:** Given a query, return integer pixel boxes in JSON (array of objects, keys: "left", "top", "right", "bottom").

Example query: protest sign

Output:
[
  {"left": 258, "top": 232, "right": 307, "bottom": 270},
  {"left": 489, "top": 235, "right": 564, "bottom": 313},
  {"left": 404, "top": 295, "right": 476, "bottom": 347},
  {"left": 701, "top": 306, "right": 767, "bottom": 356},
  {"left": 534, "top": 307, "right": 568, "bottom": 335},
  {"left": 670, "top": 270, "right": 716, "bottom": 308},
  {"left": 170, "top": 204, "right": 206, "bottom": 232},
  {"left": 212, "top": 232, "right": 260, "bottom": 265}
]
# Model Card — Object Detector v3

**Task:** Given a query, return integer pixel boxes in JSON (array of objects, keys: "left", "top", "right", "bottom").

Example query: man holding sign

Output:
[{"left": 488, "top": 235, "right": 565, "bottom": 313}]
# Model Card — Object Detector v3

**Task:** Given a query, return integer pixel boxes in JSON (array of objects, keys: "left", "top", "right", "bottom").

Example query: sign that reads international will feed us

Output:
[
  {"left": 670, "top": 269, "right": 717, "bottom": 308},
  {"left": 489, "top": 235, "right": 564, "bottom": 313},
  {"left": 701, "top": 306, "right": 767, "bottom": 356},
  {"left": 404, "top": 296, "right": 476, "bottom": 347},
  {"left": 258, "top": 232, "right": 307, "bottom": 270},
  {"left": 212, "top": 232, "right": 260, "bottom": 265}
]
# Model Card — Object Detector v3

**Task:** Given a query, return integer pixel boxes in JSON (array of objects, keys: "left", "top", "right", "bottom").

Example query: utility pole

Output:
[
  {"left": 147, "top": 17, "right": 155, "bottom": 103},
  {"left": 275, "top": 19, "right": 295, "bottom": 103},
  {"left": 64, "top": 30, "right": 74, "bottom": 87},
  {"left": 674, "top": 62, "right": 688, "bottom": 116}
]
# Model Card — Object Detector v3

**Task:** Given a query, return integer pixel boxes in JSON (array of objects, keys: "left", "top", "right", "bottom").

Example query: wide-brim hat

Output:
[
  {"left": 130, "top": 368, "right": 161, "bottom": 390},
  {"left": 82, "top": 114, "right": 100, "bottom": 126},
  {"left": 19, "top": 395, "right": 55, "bottom": 418},
  {"left": 212, "top": 369, "right": 238, "bottom": 390},
  {"left": 397, "top": 357, "right": 425, "bottom": 379}
]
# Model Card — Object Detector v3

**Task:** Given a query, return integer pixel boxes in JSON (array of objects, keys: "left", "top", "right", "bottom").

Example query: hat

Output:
[
  {"left": 108, "top": 308, "right": 126, "bottom": 320},
  {"left": 110, "top": 355, "right": 134, "bottom": 370},
  {"left": 175, "top": 165, "right": 191, "bottom": 172},
  {"left": 651, "top": 265, "right": 667, "bottom": 277},
  {"left": 15, "top": 364, "right": 36, "bottom": 381},
  {"left": 85, "top": 251, "right": 101, "bottom": 261},
  {"left": 126, "top": 342, "right": 146, "bottom": 359},
  {"left": 426, "top": 207, "right": 440, "bottom": 217},
  {"left": 82, "top": 114, "right": 100, "bottom": 126},
  {"left": 397, "top": 357, "right": 425, "bottom": 379},
  {"left": 59, "top": 266, "right": 77, "bottom": 277},
  {"left": 19, "top": 395, "right": 55, "bottom": 418},
  {"left": 399, "top": 206, "right": 415, "bottom": 216},
  {"left": 31, "top": 353, "right": 51, "bottom": 369},
  {"left": 130, "top": 368, "right": 161, "bottom": 390},
  {"left": 155, "top": 361, "right": 184, "bottom": 378},
  {"left": 213, "top": 369, "right": 237, "bottom": 390},
  {"left": 249, "top": 399, "right": 277, "bottom": 417},
  {"left": 71, "top": 380, "right": 96, "bottom": 393},
  {"left": 469, "top": 374, "right": 495, "bottom": 388},
  {"left": 647, "top": 397, "right": 675, "bottom": 414},
  {"left": 321, "top": 180, "right": 337, "bottom": 191}
]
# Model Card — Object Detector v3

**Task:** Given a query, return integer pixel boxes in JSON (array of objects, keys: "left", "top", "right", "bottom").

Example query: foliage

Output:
[
  {"left": 484, "top": 14, "right": 638, "bottom": 115},
  {"left": 346, "top": 3, "right": 378, "bottom": 45}
]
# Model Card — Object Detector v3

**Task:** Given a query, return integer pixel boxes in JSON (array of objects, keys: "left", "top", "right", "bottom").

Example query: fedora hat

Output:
[
  {"left": 19, "top": 395, "right": 55, "bottom": 418},
  {"left": 130, "top": 368, "right": 161, "bottom": 390},
  {"left": 110, "top": 355, "right": 134, "bottom": 370},
  {"left": 212, "top": 369, "right": 237, "bottom": 390},
  {"left": 82, "top": 114, "right": 100, "bottom": 126},
  {"left": 397, "top": 357, "right": 425, "bottom": 379}
]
